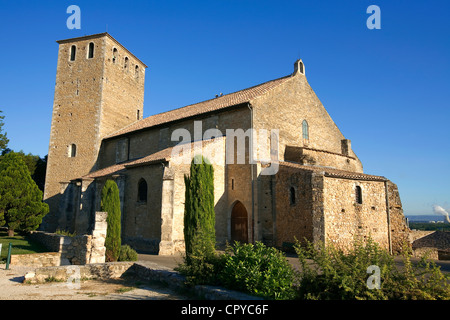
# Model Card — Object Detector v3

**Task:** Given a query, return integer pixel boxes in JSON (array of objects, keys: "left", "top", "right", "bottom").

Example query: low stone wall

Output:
[
  {"left": 25, "top": 262, "right": 134, "bottom": 284},
  {"left": 10, "top": 252, "right": 68, "bottom": 268},
  {"left": 24, "top": 262, "right": 262, "bottom": 300},
  {"left": 412, "top": 247, "right": 439, "bottom": 260},
  {"left": 14, "top": 212, "right": 108, "bottom": 267}
]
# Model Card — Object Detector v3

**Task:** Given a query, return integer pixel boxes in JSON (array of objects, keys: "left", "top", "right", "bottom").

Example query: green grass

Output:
[{"left": 0, "top": 230, "right": 48, "bottom": 262}]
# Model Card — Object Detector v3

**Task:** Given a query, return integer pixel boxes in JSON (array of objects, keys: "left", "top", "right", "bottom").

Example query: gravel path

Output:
[{"left": 0, "top": 264, "right": 192, "bottom": 300}]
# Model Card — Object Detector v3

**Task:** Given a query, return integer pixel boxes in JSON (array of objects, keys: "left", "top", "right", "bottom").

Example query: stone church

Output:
[{"left": 43, "top": 33, "right": 410, "bottom": 255}]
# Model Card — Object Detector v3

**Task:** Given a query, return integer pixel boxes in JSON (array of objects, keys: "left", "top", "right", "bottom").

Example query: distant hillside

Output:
[{"left": 406, "top": 215, "right": 447, "bottom": 222}]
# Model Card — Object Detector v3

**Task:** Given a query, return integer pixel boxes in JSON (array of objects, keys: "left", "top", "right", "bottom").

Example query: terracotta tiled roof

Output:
[
  {"left": 105, "top": 75, "right": 292, "bottom": 139},
  {"left": 82, "top": 137, "right": 225, "bottom": 179},
  {"left": 280, "top": 161, "right": 387, "bottom": 181},
  {"left": 81, "top": 149, "right": 173, "bottom": 179},
  {"left": 82, "top": 163, "right": 127, "bottom": 179}
]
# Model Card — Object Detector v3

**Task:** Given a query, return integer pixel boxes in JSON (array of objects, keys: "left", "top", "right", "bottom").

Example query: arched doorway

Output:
[{"left": 231, "top": 201, "right": 248, "bottom": 243}]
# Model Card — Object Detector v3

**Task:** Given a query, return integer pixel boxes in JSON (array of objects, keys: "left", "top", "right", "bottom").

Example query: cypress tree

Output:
[
  {"left": 184, "top": 155, "right": 215, "bottom": 262},
  {"left": 101, "top": 179, "right": 121, "bottom": 262},
  {"left": 0, "top": 152, "right": 49, "bottom": 236}
]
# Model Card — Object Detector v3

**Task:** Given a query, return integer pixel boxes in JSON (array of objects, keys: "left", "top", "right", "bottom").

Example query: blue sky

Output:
[{"left": 0, "top": 0, "right": 449, "bottom": 216}]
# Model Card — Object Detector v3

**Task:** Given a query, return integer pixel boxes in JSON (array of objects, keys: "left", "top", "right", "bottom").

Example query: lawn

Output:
[{"left": 0, "top": 230, "right": 48, "bottom": 262}]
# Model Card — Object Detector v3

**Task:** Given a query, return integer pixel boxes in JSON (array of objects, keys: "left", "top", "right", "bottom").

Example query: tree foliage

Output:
[
  {"left": 1, "top": 149, "right": 47, "bottom": 192},
  {"left": 101, "top": 179, "right": 122, "bottom": 262},
  {"left": 0, "top": 152, "right": 49, "bottom": 236},
  {"left": 183, "top": 155, "right": 215, "bottom": 263},
  {"left": 0, "top": 111, "right": 9, "bottom": 152}
]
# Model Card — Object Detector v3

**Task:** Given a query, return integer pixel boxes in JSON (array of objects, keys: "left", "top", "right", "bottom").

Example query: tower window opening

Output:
[
  {"left": 137, "top": 109, "right": 140, "bottom": 120},
  {"left": 88, "top": 42, "right": 94, "bottom": 59},
  {"left": 124, "top": 57, "right": 129, "bottom": 70},
  {"left": 70, "top": 45, "right": 76, "bottom": 61},
  {"left": 112, "top": 48, "right": 118, "bottom": 64},
  {"left": 355, "top": 186, "right": 362, "bottom": 204},
  {"left": 68, "top": 144, "right": 77, "bottom": 157},
  {"left": 135, "top": 65, "right": 139, "bottom": 79}
]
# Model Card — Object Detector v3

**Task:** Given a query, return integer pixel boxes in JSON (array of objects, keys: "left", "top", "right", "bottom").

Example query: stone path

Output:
[{"left": 0, "top": 264, "right": 193, "bottom": 300}]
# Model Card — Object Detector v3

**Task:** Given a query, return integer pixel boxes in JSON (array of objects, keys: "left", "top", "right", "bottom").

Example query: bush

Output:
[
  {"left": 219, "top": 242, "right": 297, "bottom": 300},
  {"left": 118, "top": 245, "right": 138, "bottom": 261},
  {"left": 176, "top": 252, "right": 226, "bottom": 286},
  {"left": 294, "top": 238, "right": 450, "bottom": 300}
]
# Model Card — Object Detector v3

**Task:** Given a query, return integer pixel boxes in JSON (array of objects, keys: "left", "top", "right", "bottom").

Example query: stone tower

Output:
[{"left": 43, "top": 33, "right": 147, "bottom": 231}]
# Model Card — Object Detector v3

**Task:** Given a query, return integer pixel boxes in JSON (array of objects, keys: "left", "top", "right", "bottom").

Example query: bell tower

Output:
[{"left": 43, "top": 33, "right": 147, "bottom": 231}]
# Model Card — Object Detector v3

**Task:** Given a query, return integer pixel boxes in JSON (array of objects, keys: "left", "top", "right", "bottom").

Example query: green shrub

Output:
[
  {"left": 219, "top": 242, "right": 297, "bottom": 300},
  {"left": 294, "top": 238, "right": 450, "bottom": 300},
  {"left": 101, "top": 179, "right": 121, "bottom": 262},
  {"left": 176, "top": 251, "right": 226, "bottom": 286},
  {"left": 118, "top": 245, "right": 138, "bottom": 261}
]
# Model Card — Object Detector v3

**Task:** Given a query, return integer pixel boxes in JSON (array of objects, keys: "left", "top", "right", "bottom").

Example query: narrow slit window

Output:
[
  {"left": 88, "top": 42, "right": 94, "bottom": 59},
  {"left": 135, "top": 65, "right": 139, "bottom": 79},
  {"left": 302, "top": 120, "right": 309, "bottom": 140},
  {"left": 138, "top": 178, "right": 148, "bottom": 203},
  {"left": 70, "top": 45, "right": 76, "bottom": 61},
  {"left": 124, "top": 57, "right": 129, "bottom": 69},
  {"left": 137, "top": 109, "right": 140, "bottom": 120},
  {"left": 290, "top": 187, "right": 296, "bottom": 205},
  {"left": 355, "top": 186, "right": 362, "bottom": 204}
]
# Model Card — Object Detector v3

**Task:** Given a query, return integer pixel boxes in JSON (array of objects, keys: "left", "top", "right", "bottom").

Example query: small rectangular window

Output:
[
  {"left": 70, "top": 45, "right": 76, "bottom": 61},
  {"left": 355, "top": 186, "right": 362, "bottom": 204},
  {"left": 88, "top": 42, "right": 94, "bottom": 59}
]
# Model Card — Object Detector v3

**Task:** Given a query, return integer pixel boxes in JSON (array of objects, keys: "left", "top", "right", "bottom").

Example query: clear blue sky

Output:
[{"left": 0, "top": 0, "right": 449, "bottom": 216}]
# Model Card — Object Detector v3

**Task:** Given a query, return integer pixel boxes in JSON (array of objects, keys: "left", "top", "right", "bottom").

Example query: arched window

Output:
[
  {"left": 68, "top": 144, "right": 77, "bottom": 157},
  {"left": 290, "top": 187, "right": 296, "bottom": 205},
  {"left": 88, "top": 42, "right": 94, "bottom": 59},
  {"left": 124, "top": 57, "right": 129, "bottom": 70},
  {"left": 299, "top": 61, "right": 304, "bottom": 74},
  {"left": 302, "top": 120, "right": 309, "bottom": 140},
  {"left": 138, "top": 178, "right": 147, "bottom": 203},
  {"left": 112, "top": 48, "right": 118, "bottom": 64},
  {"left": 70, "top": 45, "right": 76, "bottom": 61},
  {"left": 135, "top": 65, "right": 139, "bottom": 79},
  {"left": 355, "top": 186, "right": 362, "bottom": 204}
]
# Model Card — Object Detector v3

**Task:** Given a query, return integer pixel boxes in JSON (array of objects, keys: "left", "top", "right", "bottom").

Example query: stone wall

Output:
[
  {"left": 10, "top": 252, "right": 66, "bottom": 268},
  {"left": 386, "top": 181, "right": 410, "bottom": 253},
  {"left": 322, "top": 177, "right": 389, "bottom": 251},
  {"left": 20, "top": 211, "right": 107, "bottom": 267},
  {"left": 274, "top": 165, "right": 314, "bottom": 249},
  {"left": 251, "top": 70, "right": 362, "bottom": 170},
  {"left": 25, "top": 262, "right": 134, "bottom": 284}
]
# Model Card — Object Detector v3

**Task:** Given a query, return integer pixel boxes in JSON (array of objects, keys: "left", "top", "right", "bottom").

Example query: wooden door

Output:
[{"left": 231, "top": 201, "right": 248, "bottom": 243}]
